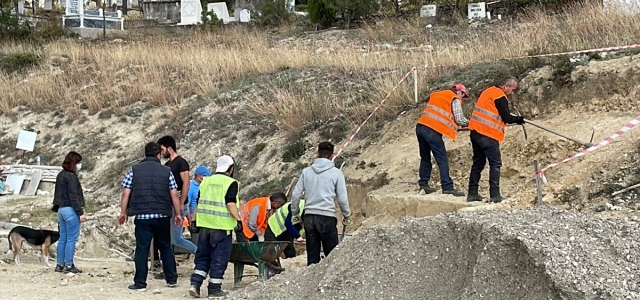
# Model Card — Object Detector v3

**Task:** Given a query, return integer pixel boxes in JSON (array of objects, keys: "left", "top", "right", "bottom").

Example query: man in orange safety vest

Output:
[
  {"left": 416, "top": 84, "right": 470, "bottom": 197},
  {"left": 466, "top": 76, "right": 525, "bottom": 203},
  {"left": 235, "top": 193, "right": 286, "bottom": 242}
]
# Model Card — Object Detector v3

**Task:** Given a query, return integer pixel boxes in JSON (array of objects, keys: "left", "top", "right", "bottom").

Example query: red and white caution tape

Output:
[
  {"left": 536, "top": 114, "right": 640, "bottom": 184},
  {"left": 422, "top": 43, "right": 640, "bottom": 69},
  {"left": 332, "top": 67, "right": 417, "bottom": 161}
]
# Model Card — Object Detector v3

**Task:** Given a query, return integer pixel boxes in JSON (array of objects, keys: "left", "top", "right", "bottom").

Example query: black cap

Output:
[{"left": 145, "top": 142, "right": 161, "bottom": 158}]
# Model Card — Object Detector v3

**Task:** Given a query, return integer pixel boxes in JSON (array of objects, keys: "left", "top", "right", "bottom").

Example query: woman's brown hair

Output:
[{"left": 61, "top": 151, "right": 83, "bottom": 173}]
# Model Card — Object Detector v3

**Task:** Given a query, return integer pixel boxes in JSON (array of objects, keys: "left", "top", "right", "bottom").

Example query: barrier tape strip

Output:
[
  {"left": 332, "top": 67, "right": 417, "bottom": 161},
  {"left": 422, "top": 43, "right": 640, "bottom": 69},
  {"left": 536, "top": 114, "right": 640, "bottom": 184}
]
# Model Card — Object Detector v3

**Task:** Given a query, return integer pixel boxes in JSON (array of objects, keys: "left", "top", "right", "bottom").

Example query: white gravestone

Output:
[
  {"left": 88, "top": 1, "right": 96, "bottom": 9},
  {"left": 239, "top": 8, "right": 250, "bottom": 22},
  {"left": 286, "top": 0, "right": 294, "bottom": 12},
  {"left": 420, "top": 5, "right": 436, "bottom": 17},
  {"left": 17, "top": 1, "right": 24, "bottom": 14},
  {"left": 66, "top": 0, "right": 82, "bottom": 15},
  {"left": 44, "top": 0, "right": 52, "bottom": 10},
  {"left": 468, "top": 2, "right": 486, "bottom": 19},
  {"left": 178, "top": 0, "right": 203, "bottom": 25},
  {"left": 206, "top": 2, "right": 229, "bottom": 24}
]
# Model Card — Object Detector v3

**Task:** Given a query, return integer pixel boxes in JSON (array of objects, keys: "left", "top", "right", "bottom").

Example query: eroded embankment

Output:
[{"left": 229, "top": 207, "right": 640, "bottom": 300}]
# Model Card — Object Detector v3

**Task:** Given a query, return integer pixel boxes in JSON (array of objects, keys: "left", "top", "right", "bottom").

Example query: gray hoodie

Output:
[{"left": 290, "top": 158, "right": 351, "bottom": 218}]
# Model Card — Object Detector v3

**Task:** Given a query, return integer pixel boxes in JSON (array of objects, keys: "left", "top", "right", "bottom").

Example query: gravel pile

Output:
[{"left": 228, "top": 207, "right": 640, "bottom": 300}]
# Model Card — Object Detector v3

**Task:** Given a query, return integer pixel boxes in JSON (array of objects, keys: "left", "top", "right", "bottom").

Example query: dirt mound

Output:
[{"left": 229, "top": 207, "right": 640, "bottom": 300}]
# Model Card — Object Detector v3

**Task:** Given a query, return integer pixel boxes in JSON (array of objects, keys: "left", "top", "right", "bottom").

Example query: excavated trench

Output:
[{"left": 229, "top": 207, "right": 640, "bottom": 300}]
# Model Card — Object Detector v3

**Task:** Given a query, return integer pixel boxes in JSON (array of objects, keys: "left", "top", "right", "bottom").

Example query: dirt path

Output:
[{"left": 0, "top": 254, "right": 308, "bottom": 300}]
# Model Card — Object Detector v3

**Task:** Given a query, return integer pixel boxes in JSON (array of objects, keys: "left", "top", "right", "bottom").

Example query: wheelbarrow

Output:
[{"left": 230, "top": 241, "right": 290, "bottom": 286}]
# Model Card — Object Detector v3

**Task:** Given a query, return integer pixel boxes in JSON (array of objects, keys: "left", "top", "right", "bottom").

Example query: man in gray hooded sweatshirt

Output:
[{"left": 291, "top": 141, "right": 351, "bottom": 266}]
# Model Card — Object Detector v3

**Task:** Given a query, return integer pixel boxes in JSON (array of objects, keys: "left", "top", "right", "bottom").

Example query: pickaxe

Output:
[
  {"left": 512, "top": 106, "right": 528, "bottom": 140},
  {"left": 523, "top": 118, "right": 595, "bottom": 149}
]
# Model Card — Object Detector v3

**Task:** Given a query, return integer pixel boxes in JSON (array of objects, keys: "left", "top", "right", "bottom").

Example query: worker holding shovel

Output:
[{"left": 466, "top": 76, "right": 525, "bottom": 203}]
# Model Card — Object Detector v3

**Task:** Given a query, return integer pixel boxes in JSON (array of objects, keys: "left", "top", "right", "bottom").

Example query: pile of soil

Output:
[{"left": 229, "top": 207, "right": 640, "bottom": 300}]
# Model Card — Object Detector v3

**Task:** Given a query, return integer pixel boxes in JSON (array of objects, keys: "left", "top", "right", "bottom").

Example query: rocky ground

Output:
[{"left": 229, "top": 207, "right": 640, "bottom": 300}]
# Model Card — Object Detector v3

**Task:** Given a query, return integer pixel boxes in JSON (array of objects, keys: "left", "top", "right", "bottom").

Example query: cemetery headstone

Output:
[
  {"left": 206, "top": 2, "right": 229, "bottom": 24},
  {"left": 467, "top": 2, "right": 486, "bottom": 19},
  {"left": 239, "top": 8, "right": 250, "bottom": 22},
  {"left": 178, "top": 0, "right": 203, "bottom": 25},
  {"left": 420, "top": 5, "right": 436, "bottom": 18}
]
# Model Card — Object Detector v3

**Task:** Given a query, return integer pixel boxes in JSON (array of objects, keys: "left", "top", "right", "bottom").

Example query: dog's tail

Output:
[{"left": 7, "top": 234, "right": 11, "bottom": 251}]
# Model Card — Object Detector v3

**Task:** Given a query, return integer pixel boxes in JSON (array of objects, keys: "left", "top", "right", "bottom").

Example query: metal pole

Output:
[
  {"left": 102, "top": 3, "right": 106, "bottom": 40},
  {"left": 413, "top": 68, "right": 418, "bottom": 103},
  {"left": 534, "top": 160, "right": 543, "bottom": 206}
]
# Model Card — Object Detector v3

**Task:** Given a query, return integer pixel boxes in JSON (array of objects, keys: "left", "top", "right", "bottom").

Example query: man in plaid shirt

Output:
[
  {"left": 117, "top": 142, "right": 183, "bottom": 292},
  {"left": 415, "top": 84, "right": 470, "bottom": 197}
]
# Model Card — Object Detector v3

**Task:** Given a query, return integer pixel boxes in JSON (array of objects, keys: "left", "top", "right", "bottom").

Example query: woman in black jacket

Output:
[{"left": 52, "top": 151, "right": 86, "bottom": 274}]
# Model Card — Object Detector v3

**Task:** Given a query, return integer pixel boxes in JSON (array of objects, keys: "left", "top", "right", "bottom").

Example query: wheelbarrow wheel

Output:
[{"left": 267, "top": 258, "right": 283, "bottom": 279}]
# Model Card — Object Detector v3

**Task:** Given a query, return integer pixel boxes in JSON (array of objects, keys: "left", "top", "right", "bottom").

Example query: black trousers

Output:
[
  {"left": 133, "top": 217, "right": 177, "bottom": 286},
  {"left": 468, "top": 130, "right": 503, "bottom": 198},
  {"left": 264, "top": 226, "right": 297, "bottom": 258},
  {"left": 302, "top": 214, "right": 338, "bottom": 266}
]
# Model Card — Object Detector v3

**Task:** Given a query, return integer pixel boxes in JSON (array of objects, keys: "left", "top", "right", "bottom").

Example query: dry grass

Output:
[{"left": 1, "top": 1, "right": 639, "bottom": 133}]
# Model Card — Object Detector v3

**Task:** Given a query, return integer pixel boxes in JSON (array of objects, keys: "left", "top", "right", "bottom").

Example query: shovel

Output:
[{"left": 523, "top": 118, "right": 594, "bottom": 149}]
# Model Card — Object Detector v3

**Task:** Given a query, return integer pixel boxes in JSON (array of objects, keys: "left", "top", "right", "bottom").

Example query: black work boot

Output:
[
  {"left": 443, "top": 189, "right": 465, "bottom": 197},
  {"left": 54, "top": 264, "right": 65, "bottom": 273},
  {"left": 208, "top": 283, "right": 229, "bottom": 298},
  {"left": 188, "top": 285, "right": 201, "bottom": 298},
  {"left": 420, "top": 185, "right": 437, "bottom": 194},
  {"left": 466, "top": 194, "right": 483, "bottom": 202},
  {"left": 63, "top": 264, "right": 82, "bottom": 274},
  {"left": 490, "top": 196, "right": 504, "bottom": 203}
]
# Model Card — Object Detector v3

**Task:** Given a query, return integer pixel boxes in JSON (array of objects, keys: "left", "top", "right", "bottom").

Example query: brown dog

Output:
[{"left": 6, "top": 226, "right": 60, "bottom": 267}]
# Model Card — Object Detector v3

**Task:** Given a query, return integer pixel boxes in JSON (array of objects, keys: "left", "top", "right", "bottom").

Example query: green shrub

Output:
[
  {"left": 260, "top": 0, "right": 291, "bottom": 27},
  {"left": 0, "top": 52, "right": 42, "bottom": 74},
  {"left": 0, "top": 13, "right": 65, "bottom": 42},
  {"left": 308, "top": 0, "right": 335, "bottom": 29},
  {"left": 200, "top": 10, "right": 224, "bottom": 30}
]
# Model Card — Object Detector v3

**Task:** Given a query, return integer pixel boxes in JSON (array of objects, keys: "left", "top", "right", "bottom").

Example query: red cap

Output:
[{"left": 453, "top": 84, "right": 468, "bottom": 98}]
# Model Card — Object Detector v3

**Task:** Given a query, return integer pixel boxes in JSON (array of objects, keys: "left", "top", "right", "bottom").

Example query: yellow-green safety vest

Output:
[
  {"left": 268, "top": 200, "right": 305, "bottom": 237},
  {"left": 196, "top": 174, "right": 239, "bottom": 231}
]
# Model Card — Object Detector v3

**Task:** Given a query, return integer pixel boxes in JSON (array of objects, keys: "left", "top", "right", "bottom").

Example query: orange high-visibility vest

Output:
[
  {"left": 241, "top": 197, "right": 271, "bottom": 239},
  {"left": 467, "top": 86, "right": 507, "bottom": 142},
  {"left": 416, "top": 90, "right": 460, "bottom": 140}
]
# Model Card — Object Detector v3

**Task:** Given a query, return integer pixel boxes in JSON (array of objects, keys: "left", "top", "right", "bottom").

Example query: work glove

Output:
[
  {"left": 234, "top": 220, "right": 243, "bottom": 233},
  {"left": 190, "top": 221, "right": 199, "bottom": 234},
  {"left": 515, "top": 116, "right": 525, "bottom": 125},
  {"left": 342, "top": 216, "right": 352, "bottom": 226}
]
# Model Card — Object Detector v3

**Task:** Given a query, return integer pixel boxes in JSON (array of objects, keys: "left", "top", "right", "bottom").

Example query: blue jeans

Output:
[
  {"left": 416, "top": 124, "right": 454, "bottom": 191},
  {"left": 57, "top": 207, "right": 80, "bottom": 265},
  {"left": 468, "top": 130, "right": 502, "bottom": 198},
  {"left": 170, "top": 204, "right": 197, "bottom": 254},
  {"left": 190, "top": 228, "right": 232, "bottom": 293}
]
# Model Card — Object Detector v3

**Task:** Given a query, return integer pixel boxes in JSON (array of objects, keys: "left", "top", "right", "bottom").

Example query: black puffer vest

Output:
[{"left": 127, "top": 157, "right": 173, "bottom": 217}]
